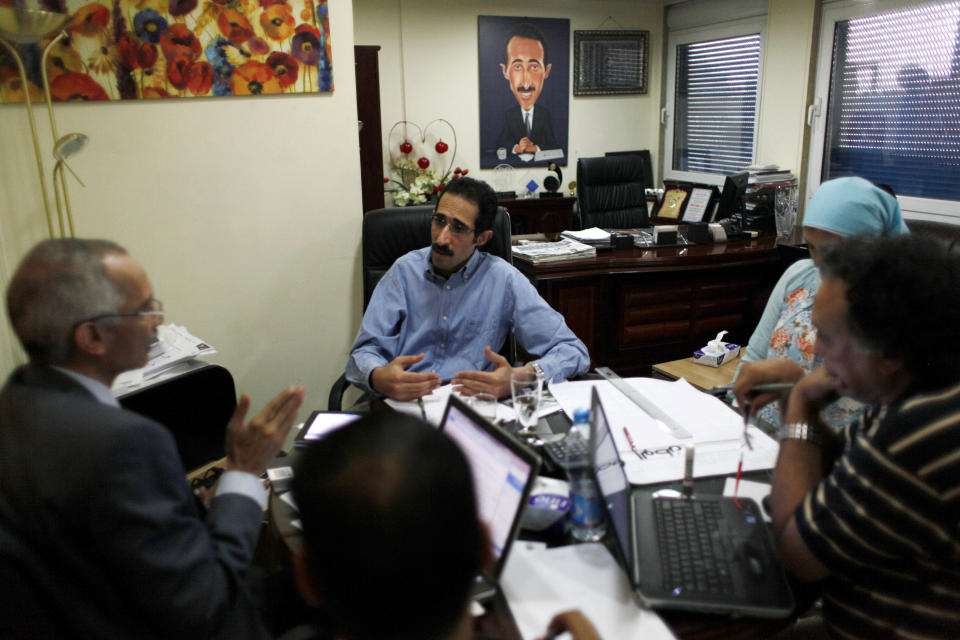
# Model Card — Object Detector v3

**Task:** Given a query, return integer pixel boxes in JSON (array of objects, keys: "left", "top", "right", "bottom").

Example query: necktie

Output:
[{"left": 524, "top": 111, "right": 531, "bottom": 137}]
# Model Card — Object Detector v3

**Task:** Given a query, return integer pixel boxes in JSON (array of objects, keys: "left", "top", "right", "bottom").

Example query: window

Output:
[
  {"left": 807, "top": 0, "right": 960, "bottom": 219},
  {"left": 664, "top": 17, "right": 765, "bottom": 186}
]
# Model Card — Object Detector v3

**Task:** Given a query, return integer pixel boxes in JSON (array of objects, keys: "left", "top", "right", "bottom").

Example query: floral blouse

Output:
[{"left": 736, "top": 259, "right": 865, "bottom": 431}]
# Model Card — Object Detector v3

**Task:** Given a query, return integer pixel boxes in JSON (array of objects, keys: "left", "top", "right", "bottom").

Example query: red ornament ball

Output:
[
  {"left": 417, "top": 157, "right": 430, "bottom": 169},
  {"left": 461, "top": 169, "right": 469, "bottom": 176},
  {"left": 382, "top": 177, "right": 389, "bottom": 183},
  {"left": 399, "top": 141, "right": 413, "bottom": 154},
  {"left": 435, "top": 140, "right": 448, "bottom": 153}
]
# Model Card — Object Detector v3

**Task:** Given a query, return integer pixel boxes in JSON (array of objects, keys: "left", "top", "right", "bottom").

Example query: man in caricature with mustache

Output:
[{"left": 495, "top": 22, "right": 559, "bottom": 159}]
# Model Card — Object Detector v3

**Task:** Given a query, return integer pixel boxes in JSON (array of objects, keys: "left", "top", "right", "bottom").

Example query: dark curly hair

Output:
[{"left": 818, "top": 234, "right": 960, "bottom": 391}]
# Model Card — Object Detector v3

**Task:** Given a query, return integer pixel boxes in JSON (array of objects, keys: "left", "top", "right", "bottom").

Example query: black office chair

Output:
[
  {"left": 328, "top": 204, "right": 513, "bottom": 410},
  {"left": 119, "top": 363, "right": 236, "bottom": 472},
  {"left": 605, "top": 149, "right": 654, "bottom": 193},
  {"left": 576, "top": 155, "right": 649, "bottom": 229}
]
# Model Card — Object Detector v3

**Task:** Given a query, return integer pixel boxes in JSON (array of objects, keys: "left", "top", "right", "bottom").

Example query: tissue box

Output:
[
  {"left": 520, "top": 476, "right": 569, "bottom": 532},
  {"left": 693, "top": 342, "right": 741, "bottom": 367}
]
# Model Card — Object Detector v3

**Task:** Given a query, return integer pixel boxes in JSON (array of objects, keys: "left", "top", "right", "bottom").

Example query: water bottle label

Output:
[{"left": 571, "top": 492, "right": 603, "bottom": 526}]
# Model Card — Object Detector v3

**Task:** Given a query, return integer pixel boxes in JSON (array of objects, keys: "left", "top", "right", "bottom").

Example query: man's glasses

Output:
[
  {"left": 431, "top": 213, "right": 475, "bottom": 237},
  {"left": 77, "top": 299, "right": 164, "bottom": 325}
]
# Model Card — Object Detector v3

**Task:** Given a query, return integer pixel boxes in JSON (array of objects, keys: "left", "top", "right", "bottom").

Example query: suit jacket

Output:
[
  {"left": 495, "top": 104, "right": 559, "bottom": 153},
  {"left": 0, "top": 365, "right": 266, "bottom": 639}
]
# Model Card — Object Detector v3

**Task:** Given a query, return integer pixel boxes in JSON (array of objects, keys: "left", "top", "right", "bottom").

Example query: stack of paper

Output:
[
  {"left": 512, "top": 238, "right": 596, "bottom": 264},
  {"left": 560, "top": 227, "right": 612, "bottom": 247},
  {"left": 548, "top": 378, "right": 779, "bottom": 485},
  {"left": 113, "top": 324, "right": 216, "bottom": 390},
  {"left": 502, "top": 542, "right": 676, "bottom": 639}
]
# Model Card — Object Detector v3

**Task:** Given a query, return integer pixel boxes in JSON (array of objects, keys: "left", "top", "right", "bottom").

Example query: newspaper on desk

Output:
[
  {"left": 112, "top": 324, "right": 216, "bottom": 392},
  {"left": 511, "top": 238, "right": 596, "bottom": 264},
  {"left": 548, "top": 378, "right": 778, "bottom": 485}
]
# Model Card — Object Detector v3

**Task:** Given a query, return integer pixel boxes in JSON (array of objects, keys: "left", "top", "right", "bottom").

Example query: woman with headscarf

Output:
[{"left": 734, "top": 177, "right": 910, "bottom": 430}]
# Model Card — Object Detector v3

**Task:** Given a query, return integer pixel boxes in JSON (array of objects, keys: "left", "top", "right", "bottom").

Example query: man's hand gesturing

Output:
[
  {"left": 226, "top": 386, "right": 306, "bottom": 476},
  {"left": 371, "top": 353, "right": 441, "bottom": 401}
]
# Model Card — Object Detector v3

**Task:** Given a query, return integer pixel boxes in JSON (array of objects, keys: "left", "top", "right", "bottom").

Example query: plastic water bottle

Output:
[{"left": 565, "top": 408, "right": 606, "bottom": 542}]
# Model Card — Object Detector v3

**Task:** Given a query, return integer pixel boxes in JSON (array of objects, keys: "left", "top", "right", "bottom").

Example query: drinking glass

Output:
[
  {"left": 510, "top": 370, "right": 543, "bottom": 436},
  {"left": 470, "top": 393, "right": 499, "bottom": 422}
]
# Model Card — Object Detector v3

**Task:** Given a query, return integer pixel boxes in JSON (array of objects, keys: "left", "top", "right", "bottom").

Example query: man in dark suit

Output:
[
  {"left": 0, "top": 238, "right": 305, "bottom": 639},
  {"left": 495, "top": 23, "right": 559, "bottom": 159}
]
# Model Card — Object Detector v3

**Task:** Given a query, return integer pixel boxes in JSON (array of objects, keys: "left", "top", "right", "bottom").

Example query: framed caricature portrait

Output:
[{"left": 478, "top": 16, "right": 570, "bottom": 169}]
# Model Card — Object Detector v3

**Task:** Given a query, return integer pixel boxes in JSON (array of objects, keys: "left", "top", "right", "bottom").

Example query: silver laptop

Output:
[
  {"left": 589, "top": 387, "right": 795, "bottom": 618},
  {"left": 439, "top": 395, "right": 540, "bottom": 602}
]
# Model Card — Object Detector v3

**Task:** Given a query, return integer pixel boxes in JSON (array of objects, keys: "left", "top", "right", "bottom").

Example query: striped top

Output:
[{"left": 795, "top": 380, "right": 960, "bottom": 639}]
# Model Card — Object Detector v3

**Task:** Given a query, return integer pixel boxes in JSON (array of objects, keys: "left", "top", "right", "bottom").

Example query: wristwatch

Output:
[
  {"left": 529, "top": 361, "right": 545, "bottom": 379},
  {"left": 779, "top": 422, "right": 824, "bottom": 446}
]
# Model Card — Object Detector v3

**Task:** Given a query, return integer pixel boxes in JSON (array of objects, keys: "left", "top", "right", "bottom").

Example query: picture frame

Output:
[
  {"left": 681, "top": 186, "right": 721, "bottom": 223},
  {"left": 651, "top": 182, "right": 692, "bottom": 222},
  {"left": 573, "top": 30, "right": 649, "bottom": 96}
]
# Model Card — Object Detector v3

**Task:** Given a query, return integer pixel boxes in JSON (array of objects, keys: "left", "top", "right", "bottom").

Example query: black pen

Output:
[
  {"left": 707, "top": 382, "right": 795, "bottom": 397},
  {"left": 417, "top": 397, "right": 427, "bottom": 421}
]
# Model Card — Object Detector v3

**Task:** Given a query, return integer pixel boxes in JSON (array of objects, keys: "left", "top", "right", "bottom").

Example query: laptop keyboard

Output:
[{"left": 655, "top": 498, "right": 736, "bottom": 595}]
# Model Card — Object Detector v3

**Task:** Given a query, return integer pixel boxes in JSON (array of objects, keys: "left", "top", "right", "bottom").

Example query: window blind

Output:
[
  {"left": 822, "top": 1, "right": 960, "bottom": 200},
  {"left": 673, "top": 33, "right": 761, "bottom": 176}
]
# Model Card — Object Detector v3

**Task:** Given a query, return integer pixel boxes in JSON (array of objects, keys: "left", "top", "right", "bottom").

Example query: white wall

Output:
[
  {"left": 757, "top": 0, "right": 818, "bottom": 203},
  {"left": 353, "top": 0, "right": 665, "bottom": 194},
  {"left": 0, "top": 0, "right": 363, "bottom": 420}
]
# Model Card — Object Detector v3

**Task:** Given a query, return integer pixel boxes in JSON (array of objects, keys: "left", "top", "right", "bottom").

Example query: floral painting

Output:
[{"left": 0, "top": 0, "right": 332, "bottom": 101}]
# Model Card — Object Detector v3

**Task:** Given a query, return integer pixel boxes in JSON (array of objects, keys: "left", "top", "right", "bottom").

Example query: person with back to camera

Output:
[
  {"left": 733, "top": 176, "right": 909, "bottom": 430},
  {"left": 288, "top": 411, "right": 601, "bottom": 640}
]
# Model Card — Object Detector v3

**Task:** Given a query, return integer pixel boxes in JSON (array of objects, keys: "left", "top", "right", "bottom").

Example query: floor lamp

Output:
[{"left": 0, "top": 6, "right": 72, "bottom": 237}]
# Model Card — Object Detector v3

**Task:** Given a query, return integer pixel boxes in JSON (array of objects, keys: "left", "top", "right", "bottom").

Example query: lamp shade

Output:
[{"left": 0, "top": 7, "right": 69, "bottom": 44}]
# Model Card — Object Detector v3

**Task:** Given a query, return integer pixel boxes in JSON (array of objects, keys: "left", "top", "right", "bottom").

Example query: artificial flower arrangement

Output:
[{"left": 383, "top": 119, "right": 467, "bottom": 206}]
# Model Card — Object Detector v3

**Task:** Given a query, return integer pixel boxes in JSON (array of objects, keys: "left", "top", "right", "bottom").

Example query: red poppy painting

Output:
[{"left": 0, "top": 0, "right": 332, "bottom": 102}]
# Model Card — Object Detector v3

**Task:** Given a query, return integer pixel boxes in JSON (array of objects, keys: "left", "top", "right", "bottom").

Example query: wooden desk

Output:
[
  {"left": 652, "top": 354, "right": 740, "bottom": 391},
  {"left": 515, "top": 237, "right": 782, "bottom": 377},
  {"left": 499, "top": 196, "right": 575, "bottom": 234}
]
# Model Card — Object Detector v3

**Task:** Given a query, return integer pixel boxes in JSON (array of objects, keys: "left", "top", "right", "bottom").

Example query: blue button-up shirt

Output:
[{"left": 346, "top": 247, "right": 589, "bottom": 394}]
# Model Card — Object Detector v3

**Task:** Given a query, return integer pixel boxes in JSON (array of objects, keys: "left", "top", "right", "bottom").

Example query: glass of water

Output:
[{"left": 510, "top": 370, "right": 543, "bottom": 436}]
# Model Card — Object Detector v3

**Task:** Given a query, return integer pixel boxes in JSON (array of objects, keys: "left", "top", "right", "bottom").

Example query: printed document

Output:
[{"left": 548, "top": 378, "right": 778, "bottom": 484}]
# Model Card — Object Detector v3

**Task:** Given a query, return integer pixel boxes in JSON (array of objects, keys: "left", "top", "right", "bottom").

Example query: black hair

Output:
[
  {"left": 292, "top": 412, "right": 482, "bottom": 640},
  {"left": 502, "top": 22, "right": 549, "bottom": 67},
  {"left": 436, "top": 177, "right": 497, "bottom": 236},
  {"left": 818, "top": 235, "right": 960, "bottom": 391}
]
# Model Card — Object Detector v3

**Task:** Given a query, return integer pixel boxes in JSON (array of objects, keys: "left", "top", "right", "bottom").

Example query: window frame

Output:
[
  {"left": 663, "top": 17, "right": 767, "bottom": 187},
  {"left": 805, "top": 0, "right": 960, "bottom": 222}
]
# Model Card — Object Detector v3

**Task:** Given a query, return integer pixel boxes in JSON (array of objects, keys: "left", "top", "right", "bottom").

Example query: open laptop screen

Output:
[
  {"left": 591, "top": 387, "right": 633, "bottom": 567},
  {"left": 441, "top": 396, "right": 537, "bottom": 563}
]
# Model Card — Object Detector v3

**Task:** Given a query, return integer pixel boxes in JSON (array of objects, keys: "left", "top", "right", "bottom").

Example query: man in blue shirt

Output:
[{"left": 346, "top": 177, "right": 589, "bottom": 401}]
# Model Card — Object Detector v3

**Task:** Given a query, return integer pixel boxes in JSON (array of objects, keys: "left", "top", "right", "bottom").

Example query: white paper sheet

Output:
[
  {"left": 548, "top": 379, "right": 779, "bottom": 484},
  {"left": 501, "top": 543, "right": 676, "bottom": 640},
  {"left": 385, "top": 384, "right": 456, "bottom": 426}
]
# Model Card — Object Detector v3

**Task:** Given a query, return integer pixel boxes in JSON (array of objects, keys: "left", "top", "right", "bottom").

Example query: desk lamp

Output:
[{"left": 0, "top": 5, "right": 72, "bottom": 237}]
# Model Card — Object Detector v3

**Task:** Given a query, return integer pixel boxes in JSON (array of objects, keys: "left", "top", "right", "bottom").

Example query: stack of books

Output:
[{"left": 512, "top": 238, "right": 596, "bottom": 264}]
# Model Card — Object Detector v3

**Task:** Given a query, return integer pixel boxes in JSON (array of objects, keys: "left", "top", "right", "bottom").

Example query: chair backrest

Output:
[
  {"left": 605, "top": 149, "right": 654, "bottom": 193},
  {"left": 118, "top": 364, "right": 235, "bottom": 471},
  {"left": 361, "top": 204, "right": 512, "bottom": 310},
  {"left": 576, "top": 155, "right": 649, "bottom": 229}
]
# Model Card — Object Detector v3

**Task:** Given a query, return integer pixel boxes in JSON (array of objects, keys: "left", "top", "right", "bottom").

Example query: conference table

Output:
[{"left": 267, "top": 402, "right": 790, "bottom": 640}]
